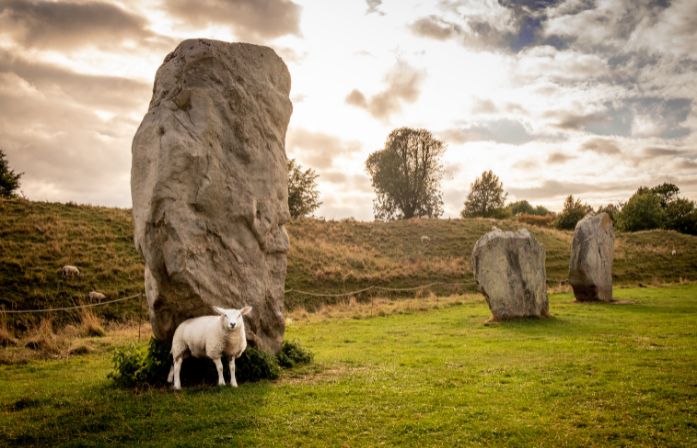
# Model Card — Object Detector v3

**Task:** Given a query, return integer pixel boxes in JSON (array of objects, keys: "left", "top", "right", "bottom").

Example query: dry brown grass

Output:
[
  {"left": 0, "top": 318, "right": 154, "bottom": 364},
  {"left": 78, "top": 307, "right": 105, "bottom": 337},
  {"left": 0, "top": 313, "right": 18, "bottom": 347},
  {"left": 286, "top": 293, "right": 481, "bottom": 324},
  {"left": 23, "top": 318, "right": 66, "bottom": 355}
]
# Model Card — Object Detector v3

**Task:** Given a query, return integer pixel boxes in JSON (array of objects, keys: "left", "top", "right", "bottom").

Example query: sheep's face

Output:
[{"left": 213, "top": 306, "right": 252, "bottom": 331}]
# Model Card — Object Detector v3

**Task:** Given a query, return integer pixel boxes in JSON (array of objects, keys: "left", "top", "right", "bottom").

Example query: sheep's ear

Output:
[
  {"left": 212, "top": 306, "right": 226, "bottom": 315},
  {"left": 241, "top": 305, "right": 252, "bottom": 316}
]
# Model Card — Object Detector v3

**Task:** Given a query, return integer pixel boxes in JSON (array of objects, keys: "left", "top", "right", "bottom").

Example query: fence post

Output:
[{"left": 138, "top": 293, "right": 143, "bottom": 342}]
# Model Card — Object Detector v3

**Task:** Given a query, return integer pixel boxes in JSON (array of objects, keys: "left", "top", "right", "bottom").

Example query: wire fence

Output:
[
  {"left": 1, "top": 293, "right": 144, "bottom": 314},
  {"left": 0, "top": 281, "right": 471, "bottom": 315},
  {"left": 284, "top": 281, "right": 469, "bottom": 298}
]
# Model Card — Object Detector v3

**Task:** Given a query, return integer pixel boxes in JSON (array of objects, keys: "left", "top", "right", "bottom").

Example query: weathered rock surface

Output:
[
  {"left": 471, "top": 228, "right": 548, "bottom": 319},
  {"left": 131, "top": 39, "right": 292, "bottom": 353},
  {"left": 569, "top": 212, "right": 614, "bottom": 302}
]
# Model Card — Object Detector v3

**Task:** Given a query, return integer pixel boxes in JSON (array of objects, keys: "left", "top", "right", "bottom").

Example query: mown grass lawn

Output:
[{"left": 1, "top": 285, "right": 696, "bottom": 447}]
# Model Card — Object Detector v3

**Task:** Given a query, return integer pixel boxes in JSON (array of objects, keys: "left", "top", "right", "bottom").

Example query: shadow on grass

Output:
[{"left": 4, "top": 379, "right": 272, "bottom": 447}]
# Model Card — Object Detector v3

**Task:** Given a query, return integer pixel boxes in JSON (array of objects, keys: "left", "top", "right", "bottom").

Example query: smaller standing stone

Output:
[
  {"left": 471, "top": 228, "right": 549, "bottom": 320},
  {"left": 569, "top": 212, "right": 614, "bottom": 301}
]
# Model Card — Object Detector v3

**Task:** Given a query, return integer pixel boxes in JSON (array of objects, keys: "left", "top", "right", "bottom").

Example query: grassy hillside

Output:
[
  {"left": 1, "top": 285, "right": 696, "bottom": 446},
  {"left": 2, "top": 198, "right": 697, "bottom": 328}
]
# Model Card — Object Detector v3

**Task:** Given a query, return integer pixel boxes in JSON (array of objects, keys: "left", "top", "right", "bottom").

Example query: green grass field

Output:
[{"left": 2, "top": 285, "right": 696, "bottom": 447}]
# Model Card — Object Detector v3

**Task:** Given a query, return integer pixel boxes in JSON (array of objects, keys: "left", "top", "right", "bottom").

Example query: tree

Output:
[
  {"left": 509, "top": 200, "right": 551, "bottom": 216},
  {"left": 0, "top": 149, "right": 22, "bottom": 198},
  {"left": 509, "top": 200, "right": 534, "bottom": 215},
  {"left": 366, "top": 127, "right": 445, "bottom": 220},
  {"left": 617, "top": 191, "right": 664, "bottom": 231},
  {"left": 596, "top": 203, "right": 621, "bottom": 225},
  {"left": 535, "top": 205, "right": 552, "bottom": 215},
  {"left": 461, "top": 170, "right": 508, "bottom": 218},
  {"left": 555, "top": 195, "right": 592, "bottom": 230},
  {"left": 287, "top": 159, "right": 321, "bottom": 218},
  {"left": 664, "top": 197, "right": 697, "bottom": 235},
  {"left": 650, "top": 183, "right": 680, "bottom": 208}
]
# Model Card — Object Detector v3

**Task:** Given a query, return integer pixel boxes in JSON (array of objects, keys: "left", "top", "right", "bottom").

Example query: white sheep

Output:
[
  {"left": 87, "top": 291, "right": 106, "bottom": 301},
  {"left": 59, "top": 265, "right": 80, "bottom": 277},
  {"left": 420, "top": 235, "right": 431, "bottom": 243},
  {"left": 167, "top": 305, "right": 252, "bottom": 390}
]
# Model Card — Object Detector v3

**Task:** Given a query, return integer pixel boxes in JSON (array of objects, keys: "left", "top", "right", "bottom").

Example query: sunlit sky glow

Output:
[{"left": 1, "top": 0, "right": 696, "bottom": 220}]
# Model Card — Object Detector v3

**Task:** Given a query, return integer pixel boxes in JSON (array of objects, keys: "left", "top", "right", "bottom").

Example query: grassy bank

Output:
[
  {"left": 2, "top": 198, "right": 697, "bottom": 328},
  {"left": 1, "top": 284, "right": 696, "bottom": 446}
]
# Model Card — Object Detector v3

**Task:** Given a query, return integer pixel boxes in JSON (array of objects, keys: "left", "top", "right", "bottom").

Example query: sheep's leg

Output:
[
  {"left": 229, "top": 358, "right": 238, "bottom": 388},
  {"left": 213, "top": 357, "right": 225, "bottom": 386},
  {"left": 173, "top": 357, "right": 183, "bottom": 390},
  {"left": 167, "top": 364, "right": 174, "bottom": 384}
]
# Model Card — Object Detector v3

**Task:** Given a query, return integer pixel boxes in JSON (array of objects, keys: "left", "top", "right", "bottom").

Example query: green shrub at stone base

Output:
[
  {"left": 109, "top": 338, "right": 312, "bottom": 389},
  {"left": 277, "top": 341, "right": 313, "bottom": 368},
  {"left": 108, "top": 338, "right": 171, "bottom": 388}
]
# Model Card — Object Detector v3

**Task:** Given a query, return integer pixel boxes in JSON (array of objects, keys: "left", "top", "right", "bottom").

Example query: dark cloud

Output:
[
  {"left": 581, "top": 138, "right": 622, "bottom": 155},
  {"left": 412, "top": 0, "right": 567, "bottom": 52},
  {"left": 629, "top": 97, "right": 692, "bottom": 139},
  {"left": 410, "top": 14, "right": 514, "bottom": 50},
  {"left": 410, "top": 16, "right": 462, "bottom": 40},
  {"left": 472, "top": 98, "right": 498, "bottom": 114},
  {"left": 643, "top": 147, "right": 686, "bottom": 158},
  {"left": 346, "top": 90, "right": 368, "bottom": 108},
  {"left": 286, "top": 128, "right": 363, "bottom": 169},
  {"left": 677, "top": 159, "right": 697, "bottom": 171},
  {"left": 545, "top": 0, "right": 691, "bottom": 59},
  {"left": 0, "top": 75, "right": 135, "bottom": 206},
  {"left": 508, "top": 179, "right": 636, "bottom": 200},
  {"left": 345, "top": 61, "right": 424, "bottom": 121},
  {"left": 0, "top": 0, "right": 169, "bottom": 50},
  {"left": 164, "top": 0, "right": 301, "bottom": 40},
  {"left": 441, "top": 119, "right": 534, "bottom": 145},
  {"left": 0, "top": 49, "right": 150, "bottom": 112},
  {"left": 549, "top": 107, "right": 632, "bottom": 137},
  {"left": 547, "top": 152, "right": 574, "bottom": 164},
  {"left": 365, "top": 0, "right": 384, "bottom": 15},
  {"left": 513, "top": 158, "right": 539, "bottom": 170},
  {"left": 320, "top": 172, "right": 372, "bottom": 192}
]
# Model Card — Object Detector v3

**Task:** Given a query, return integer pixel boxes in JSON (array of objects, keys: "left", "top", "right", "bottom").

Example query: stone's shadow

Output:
[
  {"left": 4, "top": 381, "right": 273, "bottom": 447},
  {"left": 483, "top": 315, "right": 562, "bottom": 328},
  {"left": 573, "top": 300, "right": 635, "bottom": 305}
]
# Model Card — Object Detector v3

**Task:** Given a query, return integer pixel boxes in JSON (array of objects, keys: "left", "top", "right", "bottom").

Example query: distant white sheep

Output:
[
  {"left": 420, "top": 235, "right": 431, "bottom": 243},
  {"left": 167, "top": 305, "right": 252, "bottom": 390},
  {"left": 87, "top": 291, "right": 106, "bottom": 301},
  {"left": 59, "top": 265, "right": 80, "bottom": 277}
]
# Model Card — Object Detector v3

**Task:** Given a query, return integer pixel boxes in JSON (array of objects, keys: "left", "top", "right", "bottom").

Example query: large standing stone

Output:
[
  {"left": 131, "top": 39, "right": 292, "bottom": 353},
  {"left": 471, "top": 228, "right": 548, "bottom": 320},
  {"left": 569, "top": 212, "right": 614, "bottom": 302}
]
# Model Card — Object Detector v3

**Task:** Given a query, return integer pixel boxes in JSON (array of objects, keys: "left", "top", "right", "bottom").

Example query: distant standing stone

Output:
[
  {"left": 131, "top": 39, "right": 292, "bottom": 353},
  {"left": 471, "top": 228, "right": 549, "bottom": 320},
  {"left": 569, "top": 212, "right": 614, "bottom": 302}
]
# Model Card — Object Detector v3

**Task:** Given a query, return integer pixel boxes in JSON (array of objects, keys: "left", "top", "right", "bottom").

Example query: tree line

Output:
[
  {"left": 3, "top": 134, "right": 696, "bottom": 235},
  {"left": 285, "top": 127, "right": 697, "bottom": 235}
]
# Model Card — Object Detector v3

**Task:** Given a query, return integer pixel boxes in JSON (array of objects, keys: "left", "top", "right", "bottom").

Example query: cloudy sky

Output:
[{"left": 1, "top": 0, "right": 696, "bottom": 219}]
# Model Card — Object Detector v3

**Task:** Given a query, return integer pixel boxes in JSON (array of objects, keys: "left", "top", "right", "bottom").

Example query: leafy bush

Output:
[
  {"left": 236, "top": 347, "right": 281, "bottom": 382},
  {"left": 664, "top": 198, "right": 697, "bottom": 235},
  {"left": 461, "top": 170, "right": 507, "bottom": 219},
  {"left": 516, "top": 213, "right": 556, "bottom": 227},
  {"left": 288, "top": 159, "right": 322, "bottom": 218},
  {"left": 617, "top": 184, "right": 697, "bottom": 235},
  {"left": 618, "top": 191, "right": 664, "bottom": 232},
  {"left": 108, "top": 338, "right": 171, "bottom": 388},
  {"left": 110, "top": 338, "right": 313, "bottom": 389},
  {"left": 277, "top": 341, "right": 314, "bottom": 368},
  {"left": 555, "top": 195, "right": 592, "bottom": 230}
]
